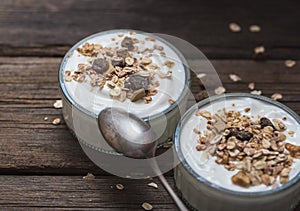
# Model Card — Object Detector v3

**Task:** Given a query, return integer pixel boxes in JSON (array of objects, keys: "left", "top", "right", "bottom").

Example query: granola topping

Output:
[
  {"left": 64, "top": 32, "right": 181, "bottom": 104},
  {"left": 181, "top": 98, "right": 300, "bottom": 192},
  {"left": 193, "top": 107, "right": 300, "bottom": 189}
]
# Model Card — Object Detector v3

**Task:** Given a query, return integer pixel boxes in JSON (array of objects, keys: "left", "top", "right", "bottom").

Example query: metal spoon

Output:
[{"left": 98, "top": 107, "right": 188, "bottom": 211}]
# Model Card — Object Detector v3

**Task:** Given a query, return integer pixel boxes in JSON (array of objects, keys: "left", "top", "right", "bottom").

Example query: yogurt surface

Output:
[
  {"left": 179, "top": 96, "right": 300, "bottom": 192},
  {"left": 60, "top": 30, "right": 187, "bottom": 118}
]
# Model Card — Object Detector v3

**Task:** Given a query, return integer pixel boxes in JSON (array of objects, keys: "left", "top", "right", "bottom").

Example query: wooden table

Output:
[{"left": 1, "top": 0, "right": 300, "bottom": 210}]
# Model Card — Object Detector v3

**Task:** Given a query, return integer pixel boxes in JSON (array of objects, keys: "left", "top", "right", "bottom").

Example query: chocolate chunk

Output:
[
  {"left": 117, "top": 48, "right": 129, "bottom": 59},
  {"left": 130, "top": 88, "right": 146, "bottom": 102},
  {"left": 121, "top": 36, "right": 134, "bottom": 51},
  {"left": 111, "top": 56, "right": 125, "bottom": 67},
  {"left": 226, "top": 127, "right": 253, "bottom": 141},
  {"left": 92, "top": 58, "right": 109, "bottom": 74},
  {"left": 125, "top": 75, "right": 150, "bottom": 91},
  {"left": 260, "top": 117, "right": 274, "bottom": 129}
]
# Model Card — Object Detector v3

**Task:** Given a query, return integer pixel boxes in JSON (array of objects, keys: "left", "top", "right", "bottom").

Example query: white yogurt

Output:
[
  {"left": 180, "top": 96, "right": 300, "bottom": 192},
  {"left": 62, "top": 30, "right": 187, "bottom": 118}
]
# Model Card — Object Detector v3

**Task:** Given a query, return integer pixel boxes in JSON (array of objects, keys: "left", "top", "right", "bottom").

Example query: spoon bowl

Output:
[{"left": 98, "top": 107, "right": 188, "bottom": 211}]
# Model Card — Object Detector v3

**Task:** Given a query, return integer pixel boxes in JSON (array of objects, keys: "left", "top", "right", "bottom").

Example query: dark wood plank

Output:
[
  {"left": 0, "top": 57, "right": 299, "bottom": 175},
  {"left": 1, "top": 0, "right": 300, "bottom": 59},
  {"left": 0, "top": 175, "right": 178, "bottom": 210},
  {"left": 0, "top": 175, "right": 298, "bottom": 211}
]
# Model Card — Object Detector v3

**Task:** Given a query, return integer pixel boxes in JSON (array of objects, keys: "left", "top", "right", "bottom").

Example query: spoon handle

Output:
[
  {"left": 157, "top": 173, "right": 189, "bottom": 211},
  {"left": 150, "top": 160, "right": 188, "bottom": 211}
]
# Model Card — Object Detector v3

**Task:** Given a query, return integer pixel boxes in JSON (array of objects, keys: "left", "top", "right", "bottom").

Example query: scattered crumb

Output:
[
  {"left": 142, "top": 202, "right": 153, "bottom": 210},
  {"left": 282, "top": 117, "right": 287, "bottom": 121},
  {"left": 117, "top": 33, "right": 124, "bottom": 38},
  {"left": 229, "top": 23, "right": 241, "bottom": 32},
  {"left": 229, "top": 74, "right": 241, "bottom": 82},
  {"left": 116, "top": 183, "right": 124, "bottom": 190},
  {"left": 254, "top": 46, "right": 265, "bottom": 54},
  {"left": 196, "top": 73, "right": 207, "bottom": 79},
  {"left": 53, "top": 100, "right": 63, "bottom": 109},
  {"left": 285, "top": 60, "right": 296, "bottom": 68},
  {"left": 248, "top": 82, "right": 255, "bottom": 90},
  {"left": 44, "top": 117, "right": 48, "bottom": 121},
  {"left": 271, "top": 93, "right": 283, "bottom": 101},
  {"left": 147, "top": 182, "right": 158, "bottom": 189},
  {"left": 250, "top": 90, "right": 262, "bottom": 95},
  {"left": 163, "top": 141, "right": 173, "bottom": 149},
  {"left": 83, "top": 173, "right": 95, "bottom": 179},
  {"left": 232, "top": 103, "right": 235, "bottom": 107},
  {"left": 288, "top": 131, "right": 295, "bottom": 137},
  {"left": 168, "top": 99, "right": 175, "bottom": 105},
  {"left": 244, "top": 108, "right": 251, "bottom": 113},
  {"left": 215, "top": 86, "right": 226, "bottom": 95},
  {"left": 249, "top": 25, "right": 261, "bottom": 32},
  {"left": 52, "top": 118, "right": 61, "bottom": 125}
]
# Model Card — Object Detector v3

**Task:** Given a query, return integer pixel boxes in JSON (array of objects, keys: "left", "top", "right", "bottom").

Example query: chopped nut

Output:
[
  {"left": 83, "top": 173, "right": 95, "bottom": 179},
  {"left": 251, "top": 90, "right": 262, "bottom": 95},
  {"left": 254, "top": 46, "right": 265, "bottom": 54},
  {"left": 109, "top": 87, "right": 121, "bottom": 97},
  {"left": 168, "top": 99, "right": 175, "bottom": 105},
  {"left": 273, "top": 119, "right": 286, "bottom": 131},
  {"left": 53, "top": 100, "right": 63, "bottom": 109},
  {"left": 249, "top": 25, "right": 261, "bottom": 32},
  {"left": 285, "top": 60, "right": 296, "bottom": 68},
  {"left": 196, "top": 110, "right": 211, "bottom": 119},
  {"left": 125, "top": 57, "right": 134, "bottom": 66},
  {"left": 253, "top": 160, "right": 267, "bottom": 170},
  {"left": 145, "top": 36, "right": 155, "bottom": 42},
  {"left": 196, "top": 73, "right": 206, "bottom": 79},
  {"left": 130, "top": 88, "right": 146, "bottom": 102},
  {"left": 215, "top": 86, "right": 226, "bottom": 95},
  {"left": 65, "top": 75, "right": 72, "bottom": 82},
  {"left": 248, "top": 82, "right": 255, "bottom": 90},
  {"left": 147, "top": 182, "right": 158, "bottom": 189},
  {"left": 280, "top": 168, "right": 291, "bottom": 177},
  {"left": 229, "top": 22, "right": 241, "bottom": 32},
  {"left": 271, "top": 93, "right": 283, "bottom": 101},
  {"left": 285, "top": 143, "right": 300, "bottom": 157},
  {"left": 52, "top": 118, "right": 61, "bottom": 125},
  {"left": 113, "top": 184, "right": 124, "bottom": 191},
  {"left": 163, "top": 141, "right": 173, "bottom": 148},
  {"left": 164, "top": 60, "right": 175, "bottom": 68},
  {"left": 142, "top": 202, "right": 153, "bottom": 210},
  {"left": 244, "top": 108, "right": 251, "bottom": 113},
  {"left": 280, "top": 176, "right": 289, "bottom": 184},
  {"left": 229, "top": 74, "right": 241, "bottom": 82},
  {"left": 196, "top": 144, "right": 207, "bottom": 151},
  {"left": 226, "top": 141, "right": 236, "bottom": 150},
  {"left": 153, "top": 45, "right": 164, "bottom": 51},
  {"left": 261, "top": 174, "right": 271, "bottom": 186},
  {"left": 140, "top": 57, "right": 152, "bottom": 65},
  {"left": 231, "top": 171, "right": 251, "bottom": 187},
  {"left": 262, "top": 139, "right": 271, "bottom": 149}
]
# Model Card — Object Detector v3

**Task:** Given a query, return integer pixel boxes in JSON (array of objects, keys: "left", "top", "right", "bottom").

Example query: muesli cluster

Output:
[
  {"left": 64, "top": 33, "right": 175, "bottom": 104},
  {"left": 194, "top": 108, "right": 300, "bottom": 188}
]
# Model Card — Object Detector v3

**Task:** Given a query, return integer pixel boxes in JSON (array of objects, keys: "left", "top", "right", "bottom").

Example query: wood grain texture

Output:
[
  {"left": 0, "top": 0, "right": 300, "bottom": 59},
  {"left": 0, "top": 57, "right": 300, "bottom": 175},
  {"left": 0, "top": 175, "right": 178, "bottom": 210}
]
